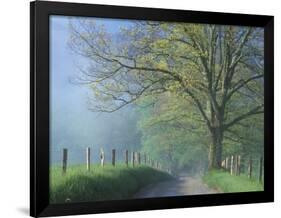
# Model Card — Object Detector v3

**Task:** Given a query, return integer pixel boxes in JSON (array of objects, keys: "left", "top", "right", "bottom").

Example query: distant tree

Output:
[
  {"left": 69, "top": 19, "right": 264, "bottom": 169},
  {"left": 137, "top": 93, "right": 209, "bottom": 172}
]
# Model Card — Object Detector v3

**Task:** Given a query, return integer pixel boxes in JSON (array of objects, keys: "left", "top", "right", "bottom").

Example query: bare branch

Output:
[
  {"left": 224, "top": 105, "right": 264, "bottom": 130},
  {"left": 225, "top": 74, "right": 264, "bottom": 102}
]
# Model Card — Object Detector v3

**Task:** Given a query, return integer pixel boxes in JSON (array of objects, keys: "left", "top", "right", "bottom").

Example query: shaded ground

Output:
[{"left": 134, "top": 173, "right": 219, "bottom": 198}]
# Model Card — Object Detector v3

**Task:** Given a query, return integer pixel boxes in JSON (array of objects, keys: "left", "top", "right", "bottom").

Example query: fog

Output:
[
  {"left": 50, "top": 16, "right": 142, "bottom": 165},
  {"left": 50, "top": 104, "right": 141, "bottom": 165}
]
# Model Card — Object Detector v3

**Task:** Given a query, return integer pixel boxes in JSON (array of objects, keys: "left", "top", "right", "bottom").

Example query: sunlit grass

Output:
[
  {"left": 203, "top": 170, "right": 263, "bottom": 193},
  {"left": 50, "top": 164, "right": 173, "bottom": 203}
]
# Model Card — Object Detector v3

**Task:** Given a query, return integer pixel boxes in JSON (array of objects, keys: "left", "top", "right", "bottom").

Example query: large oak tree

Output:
[{"left": 69, "top": 19, "right": 264, "bottom": 169}]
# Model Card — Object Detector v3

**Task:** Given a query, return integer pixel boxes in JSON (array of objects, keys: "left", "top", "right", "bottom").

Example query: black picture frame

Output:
[{"left": 30, "top": 1, "right": 274, "bottom": 217}]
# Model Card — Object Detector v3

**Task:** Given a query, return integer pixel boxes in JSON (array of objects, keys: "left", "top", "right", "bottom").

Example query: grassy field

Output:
[
  {"left": 203, "top": 170, "right": 263, "bottom": 193},
  {"left": 50, "top": 164, "right": 173, "bottom": 204}
]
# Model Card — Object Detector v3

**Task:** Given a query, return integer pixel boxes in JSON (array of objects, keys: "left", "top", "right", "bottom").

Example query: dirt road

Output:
[{"left": 134, "top": 173, "right": 219, "bottom": 198}]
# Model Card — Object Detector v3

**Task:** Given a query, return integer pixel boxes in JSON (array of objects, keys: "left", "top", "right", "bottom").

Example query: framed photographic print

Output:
[{"left": 30, "top": 1, "right": 274, "bottom": 217}]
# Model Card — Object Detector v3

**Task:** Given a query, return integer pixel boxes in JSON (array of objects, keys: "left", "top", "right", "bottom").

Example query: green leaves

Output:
[{"left": 69, "top": 18, "right": 264, "bottom": 170}]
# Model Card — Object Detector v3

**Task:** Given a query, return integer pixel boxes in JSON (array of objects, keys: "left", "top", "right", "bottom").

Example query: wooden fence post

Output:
[
  {"left": 100, "top": 148, "right": 105, "bottom": 167},
  {"left": 225, "top": 157, "right": 229, "bottom": 171},
  {"left": 144, "top": 153, "right": 147, "bottom": 165},
  {"left": 131, "top": 151, "right": 135, "bottom": 167},
  {"left": 138, "top": 152, "right": 141, "bottom": 165},
  {"left": 221, "top": 159, "right": 225, "bottom": 169},
  {"left": 235, "top": 155, "right": 238, "bottom": 176},
  {"left": 259, "top": 156, "right": 263, "bottom": 182},
  {"left": 248, "top": 157, "right": 252, "bottom": 179},
  {"left": 237, "top": 155, "right": 241, "bottom": 175},
  {"left": 125, "top": 150, "right": 128, "bottom": 167},
  {"left": 230, "top": 155, "right": 234, "bottom": 175},
  {"left": 86, "top": 147, "right": 91, "bottom": 171},
  {"left": 62, "top": 148, "right": 68, "bottom": 174},
  {"left": 112, "top": 149, "right": 116, "bottom": 166}
]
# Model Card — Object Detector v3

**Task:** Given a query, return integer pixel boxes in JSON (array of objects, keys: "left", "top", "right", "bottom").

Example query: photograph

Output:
[{"left": 49, "top": 15, "right": 264, "bottom": 204}]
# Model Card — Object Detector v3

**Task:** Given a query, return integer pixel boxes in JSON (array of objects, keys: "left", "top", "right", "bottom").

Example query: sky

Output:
[{"left": 50, "top": 16, "right": 140, "bottom": 164}]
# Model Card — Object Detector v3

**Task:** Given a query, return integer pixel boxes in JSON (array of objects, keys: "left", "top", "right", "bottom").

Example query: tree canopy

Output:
[{"left": 68, "top": 18, "right": 264, "bottom": 170}]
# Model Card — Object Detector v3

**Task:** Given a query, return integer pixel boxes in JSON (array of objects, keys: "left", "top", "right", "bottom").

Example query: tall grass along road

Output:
[
  {"left": 203, "top": 170, "right": 263, "bottom": 193},
  {"left": 50, "top": 164, "right": 173, "bottom": 203}
]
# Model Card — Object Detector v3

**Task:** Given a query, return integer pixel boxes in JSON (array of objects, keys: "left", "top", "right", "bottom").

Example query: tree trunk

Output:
[
  {"left": 208, "top": 127, "right": 223, "bottom": 169},
  {"left": 208, "top": 142, "right": 216, "bottom": 169}
]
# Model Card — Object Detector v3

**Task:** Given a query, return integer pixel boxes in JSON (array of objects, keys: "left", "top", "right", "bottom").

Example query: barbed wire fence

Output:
[{"left": 55, "top": 147, "right": 171, "bottom": 175}]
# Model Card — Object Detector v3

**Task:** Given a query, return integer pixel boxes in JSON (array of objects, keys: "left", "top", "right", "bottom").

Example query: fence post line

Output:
[
  {"left": 62, "top": 148, "right": 68, "bottom": 174},
  {"left": 100, "top": 148, "right": 105, "bottom": 167},
  {"left": 259, "top": 156, "right": 263, "bottom": 182},
  {"left": 86, "top": 147, "right": 91, "bottom": 171},
  {"left": 125, "top": 150, "right": 129, "bottom": 167},
  {"left": 112, "top": 149, "right": 116, "bottom": 166},
  {"left": 230, "top": 155, "right": 234, "bottom": 175},
  {"left": 248, "top": 157, "right": 252, "bottom": 179}
]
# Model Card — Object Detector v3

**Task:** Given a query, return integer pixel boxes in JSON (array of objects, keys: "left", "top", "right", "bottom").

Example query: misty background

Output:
[{"left": 50, "top": 16, "right": 142, "bottom": 165}]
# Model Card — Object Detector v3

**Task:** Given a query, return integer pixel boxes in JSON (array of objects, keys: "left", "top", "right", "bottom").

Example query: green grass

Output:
[
  {"left": 203, "top": 170, "right": 263, "bottom": 193},
  {"left": 50, "top": 164, "right": 173, "bottom": 204}
]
